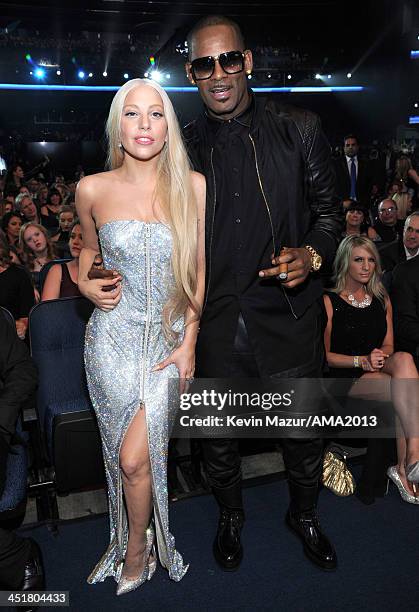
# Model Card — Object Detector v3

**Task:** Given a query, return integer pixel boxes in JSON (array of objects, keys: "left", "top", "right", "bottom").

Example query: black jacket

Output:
[
  {"left": 0, "top": 313, "right": 38, "bottom": 495},
  {"left": 391, "top": 256, "right": 419, "bottom": 366},
  {"left": 378, "top": 238, "right": 406, "bottom": 273},
  {"left": 184, "top": 97, "right": 342, "bottom": 320}
]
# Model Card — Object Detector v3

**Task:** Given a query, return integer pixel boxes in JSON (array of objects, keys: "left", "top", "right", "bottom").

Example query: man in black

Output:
[
  {"left": 0, "top": 313, "right": 44, "bottom": 594},
  {"left": 379, "top": 211, "right": 419, "bottom": 273},
  {"left": 369, "top": 199, "right": 404, "bottom": 244},
  {"left": 392, "top": 255, "right": 419, "bottom": 369},
  {"left": 184, "top": 16, "right": 341, "bottom": 571}
]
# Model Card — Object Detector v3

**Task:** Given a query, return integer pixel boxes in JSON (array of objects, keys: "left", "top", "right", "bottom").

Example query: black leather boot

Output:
[
  {"left": 213, "top": 508, "right": 244, "bottom": 571},
  {"left": 286, "top": 480, "right": 337, "bottom": 571}
]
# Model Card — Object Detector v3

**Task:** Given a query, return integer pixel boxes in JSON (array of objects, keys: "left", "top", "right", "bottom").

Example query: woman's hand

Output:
[
  {"left": 78, "top": 274, "right": 122, "bottom": 312},
  {"left": 152, "top": 343, "right": 195, "bottom": 394},
  {"left": 363, "top": 348, "right": 389, "bottom": 371}
]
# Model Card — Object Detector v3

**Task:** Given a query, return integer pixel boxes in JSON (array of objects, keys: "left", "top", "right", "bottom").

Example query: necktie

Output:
[{"left": 350, "top": 158, "right": 357, "bottom": 199}]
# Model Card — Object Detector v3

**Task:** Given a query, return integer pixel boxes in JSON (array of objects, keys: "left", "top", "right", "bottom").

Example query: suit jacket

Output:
[
  {"left": 391, "top": 256, "right": 419, "bottom": 366},
  {"left": 0, "top": 314, "right": 38, "bottom": 495},
  {"left": 333, "top": 156, "right": 376, "bottom": 205},
  {"left": 377, "top": 238, "right": 406, "bottom": 272}
]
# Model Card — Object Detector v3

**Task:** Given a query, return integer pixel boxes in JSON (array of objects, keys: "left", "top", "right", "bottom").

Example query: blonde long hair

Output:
[
  {"left": 332, "top": 235, "right": 387, "bottom": 306},
  {"left": 106, "top": 78, "right": 199, "bottom": 344}
]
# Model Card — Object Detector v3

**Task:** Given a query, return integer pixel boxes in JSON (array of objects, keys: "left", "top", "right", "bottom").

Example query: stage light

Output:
[
  {"left": 56, "top": 70, "right": 61, "bottom": 76},
  {"left": 150, "top": 56, "right": 155, "bottom": 66},
  {"left": 88, "top": 72, "right": 93, "bottom": 78},
  {"left": 247, "top": 74, "right": 252, "bottom": 79},
  {"left": 315, "top": 73, "right": 321, "bottom": 79},
  {"left": 25, "top": 54, "right": 31, "bottom": 61},
  {"left": 102, "top": 71, "right": 107, "bottom": 77},
  {"left": 166, "top": 74, "right": 170, "bottom": 79},
  {"left": 40, "top": 140, "right": 46, "bottom": 145},
  {"left": 144, "top": 72, "right": 149, "bottom": 78},
  {"left": 35, "top": 68, "right": 45, "bottom": 78},
  {"left": 267, "top": 73, "right": 271, "bottom": 79},
  {"left": 29, "top": 71, "right": 33, "bottom": 75},
  {"left": 150, "top": 70, "right": 162, "bottom": 82},
  {"left": 347, "top": 73, "right": 352, "bottom": 78},
  {"left": 78, "top": 70, "right": 85, "bottom": 79},
  {"left": 415, "top": 103, "right": 418, "bottom": 108},
  {"left": 123, "top": 73, "right": 129, "bottom": 79},
  {"left": 287, "top": 74, "right": 292, "bottom": 80},
  {"left": 327, "top": 74, "right": 332, "bottom": 79}
]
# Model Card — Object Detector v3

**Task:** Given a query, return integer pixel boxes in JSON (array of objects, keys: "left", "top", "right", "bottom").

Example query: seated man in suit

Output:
[
  {"left": 333, "top": 134, "right": 377, "bottom": 205},
  {"left": 379, "top": 211, "right": 419, "bottom": 272},
  {"left": 0, "top": 313, "right": 44, "bottom": 595},
  {"left": 392, "top": 254, "right": 419, "bottom": 369}
]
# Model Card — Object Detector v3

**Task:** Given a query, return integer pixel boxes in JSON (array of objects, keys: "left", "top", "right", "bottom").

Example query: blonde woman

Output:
[
  {"left": 19, "top": 222, "right": 56, "bottom": 295},
  {"left": 76, "top": 78, "right": 206, "bottom": 594},
  {"left": 323, "top": 236, "right": 419, "bottom": 504}
]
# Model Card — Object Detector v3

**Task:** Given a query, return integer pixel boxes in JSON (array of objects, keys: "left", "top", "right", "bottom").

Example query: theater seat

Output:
[{"left": 29, "top": 297, "right": 105, "bottom": 495}]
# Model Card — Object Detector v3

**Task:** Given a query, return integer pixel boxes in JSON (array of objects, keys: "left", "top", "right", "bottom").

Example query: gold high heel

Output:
[{"left": 116, "top": 526, "right": 156, "bottom": 596}]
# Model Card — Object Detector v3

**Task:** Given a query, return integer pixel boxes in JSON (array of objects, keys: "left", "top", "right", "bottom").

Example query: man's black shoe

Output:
[
  {"left": 213, "top": 509, "right": 244, "bottom": 571},
  {"left": 286, "top": 509, "right": 337, "bottom": 571},
  {"left": 21, "top": 538, "right": 45, "bottom": 592}
]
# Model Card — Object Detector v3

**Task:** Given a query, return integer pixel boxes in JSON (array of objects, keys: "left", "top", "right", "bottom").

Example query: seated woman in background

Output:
[
  {"left": 42, "top": 220, "right": 82, "bottom": 300},
  {"left": 51, "top": 205, "right": 75, "bottom": 258},
  {"left": 19, "top": 222, "right": 56, "bottom": 297},
  {"left": 40, "top": 188, "right": 62, "bottom": 233},
  {"left": 323, "top": 235, "right": 419, "bottom": 505},
  {"left": 0, "top": 230, "right": 34, "bottom": 339},
  {"left": 1, "top": 211, "right": 23, "bottom": 250},
  {"left": 342, "top": 201, "right": 369, "bottom": 239}
]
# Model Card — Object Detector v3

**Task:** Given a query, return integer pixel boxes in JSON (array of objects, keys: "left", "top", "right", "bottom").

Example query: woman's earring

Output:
[
  {"left": 118, "top": 143, "right": 123, "bottom": 149},
  {"left": 246, "top": 70, "right": 251, "bottom": 75}
]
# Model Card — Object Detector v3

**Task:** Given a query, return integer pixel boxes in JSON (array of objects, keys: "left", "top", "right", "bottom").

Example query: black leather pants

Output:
[{"left": 200, "top": 313, "right": 324, "bottom": 512}]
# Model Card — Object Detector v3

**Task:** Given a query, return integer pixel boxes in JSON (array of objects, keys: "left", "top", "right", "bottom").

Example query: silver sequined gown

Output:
[{"left": 84, "top": 219, "right": 188, "bottom": 584}]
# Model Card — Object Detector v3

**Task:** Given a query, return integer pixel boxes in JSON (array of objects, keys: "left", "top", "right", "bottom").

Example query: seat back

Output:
[
  {"left": 29, "top": 297, "right": 105, "bottom": 493},
  {"left": 0, "top": 306, "right": 15, "bottom": 328}
]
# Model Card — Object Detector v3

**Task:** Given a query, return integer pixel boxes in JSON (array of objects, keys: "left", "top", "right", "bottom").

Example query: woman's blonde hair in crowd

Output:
[
  {"left": 106, "top": 78, "right": 199, "bottom": 344},
  {"left": 332, "top": 235, "right": 387, "bottom": 306}
]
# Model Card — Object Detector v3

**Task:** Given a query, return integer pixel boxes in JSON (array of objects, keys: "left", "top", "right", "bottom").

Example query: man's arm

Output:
[
  {"left": 0, "top": 316, "right": 38, "bottom": 442},
  {"left": 302, "top": 115, "right": 343, "bottom": 266}
]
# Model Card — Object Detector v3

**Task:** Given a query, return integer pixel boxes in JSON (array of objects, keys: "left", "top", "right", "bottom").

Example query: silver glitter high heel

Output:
[
  {"left": 386, "top": 466, "right": 418, "bottom": 505},
  {"left": 116, "top": 526, "right": 155, "bottom": 596}
]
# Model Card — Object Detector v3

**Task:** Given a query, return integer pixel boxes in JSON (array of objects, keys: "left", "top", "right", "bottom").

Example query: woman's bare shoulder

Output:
[{"left": 77, "top": 171, "right": 119, "bottom": 198}]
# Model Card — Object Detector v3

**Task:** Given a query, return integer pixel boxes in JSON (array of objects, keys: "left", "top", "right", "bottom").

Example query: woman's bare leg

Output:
[
  {"left": 382, "top": 352, "right": 419, "bottom": 469},
  {"left": 119, "top": 407, "right": 153, "bottom": 579}
]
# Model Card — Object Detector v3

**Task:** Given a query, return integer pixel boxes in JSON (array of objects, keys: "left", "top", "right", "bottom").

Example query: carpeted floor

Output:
[{"left": 19, "top": 476, "right": 418, "bottom": 612}]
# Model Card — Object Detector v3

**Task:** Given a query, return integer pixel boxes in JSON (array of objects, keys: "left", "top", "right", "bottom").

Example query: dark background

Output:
[{"left": 0, "top": 0, "right": 418, "bottom": 173}]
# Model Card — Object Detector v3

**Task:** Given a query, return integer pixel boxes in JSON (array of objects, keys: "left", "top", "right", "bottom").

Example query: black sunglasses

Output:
[{"left": 190, "top": 50, "right": 247, "bottom": 81}]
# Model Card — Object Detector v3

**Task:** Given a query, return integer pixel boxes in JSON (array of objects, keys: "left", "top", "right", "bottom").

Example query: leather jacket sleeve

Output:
[{"left": 300, "top": 115, "right": 343, "bottom": 266}]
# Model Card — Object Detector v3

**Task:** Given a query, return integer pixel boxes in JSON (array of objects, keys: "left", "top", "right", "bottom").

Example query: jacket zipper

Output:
[
  {"left": 249, "top": 134, "right": 298, "bottom": 320},
  {"left": 203, "top": 147, "right": 217, "bottom": 313}
]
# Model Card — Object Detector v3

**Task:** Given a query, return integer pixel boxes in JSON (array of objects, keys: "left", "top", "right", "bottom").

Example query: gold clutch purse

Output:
[{"left": 322, "top": 448, "right": 356, "bottom": 497}]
